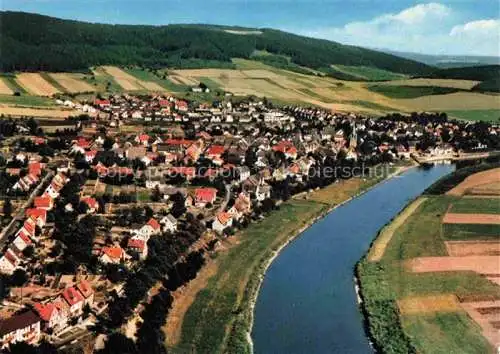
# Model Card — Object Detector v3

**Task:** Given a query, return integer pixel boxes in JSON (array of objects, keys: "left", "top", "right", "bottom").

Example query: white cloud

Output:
[
  {"left": 450, "top": 19, "right": 500, "bottom": 36},
  {"left": 299, "top": 3, "right": 499, "bottom": 56}
]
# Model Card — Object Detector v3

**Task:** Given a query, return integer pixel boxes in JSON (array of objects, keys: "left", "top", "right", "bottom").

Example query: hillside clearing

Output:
[
  {"left": 50, "top": 73, "right": 96, "bottom": 93},
  {"left": 16, "top": 73, "right": 60, "bottom": 96},
  {"left": 381, "top": 78, "right": 480, "bottom": 90}
]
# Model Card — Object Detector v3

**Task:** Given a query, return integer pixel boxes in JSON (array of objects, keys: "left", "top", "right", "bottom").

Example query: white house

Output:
[
  {"left": 0, "top": 311, "right": 41, "bottom": 350},
  {"left": 160, "top": 214, "right": 177, "bottom": 233}
]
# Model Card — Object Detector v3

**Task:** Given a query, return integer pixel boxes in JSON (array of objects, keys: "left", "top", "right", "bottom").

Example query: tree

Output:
[
  {"left": 3, "top": 198, "right": 12, "bottom": 218},
  {"left": 10, "top": 269, "right": 28, "bottom": 287}
]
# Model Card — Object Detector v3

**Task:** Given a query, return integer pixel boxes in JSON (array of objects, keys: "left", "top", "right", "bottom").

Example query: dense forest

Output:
[
  {"left": 422, "top": 65, "right": 500, "bottom": 81},
  {"left": 0, "top": 11, "right": 434, "bottom": 75}
]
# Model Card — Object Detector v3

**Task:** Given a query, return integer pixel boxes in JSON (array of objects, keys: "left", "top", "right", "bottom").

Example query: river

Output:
[{"left": 252, "top": 165, "right": 455, "bottom": 354}]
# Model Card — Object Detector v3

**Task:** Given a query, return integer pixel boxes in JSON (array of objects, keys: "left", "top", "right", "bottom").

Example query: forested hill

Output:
[
  {"left": 0, "top": 11, "right": 434, "bottom": 75},
  {"left": 422, "top": 65, "right": 500, "bottom": 81}
]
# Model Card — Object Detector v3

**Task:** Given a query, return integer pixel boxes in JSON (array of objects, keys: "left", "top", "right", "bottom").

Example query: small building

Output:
[
  {"left": 212, "top": 212, "right": 233, "bottom": 234},
  {"left": 0, "top": 310, "right": 41, "bottom": 349},
  {"left": 194, "top": 188, "right": 217, "bottom": 207}
]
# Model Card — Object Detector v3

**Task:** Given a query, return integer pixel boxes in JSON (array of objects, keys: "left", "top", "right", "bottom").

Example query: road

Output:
[{"left": 0, "top": 171, "right": 54, "bottom": 247}]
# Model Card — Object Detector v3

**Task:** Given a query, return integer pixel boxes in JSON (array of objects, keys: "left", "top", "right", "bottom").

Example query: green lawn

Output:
[
  {"left": 85, "top": 68, "right": 123, "bottom": 93},
  {"left": 402, "top": 313, "right": 492, "bottom": 354},
  {"left": 0, "top": 94, "right": 55, "bottom": 107},
  {"left": 368, "top": 84, "right": 462, "bottom": 99},
  {"left": 450, "top": 198, "right": 500, "bottom": 214},
  {"left": 448, "top": 109, "right": 500, "bottom": 122}
]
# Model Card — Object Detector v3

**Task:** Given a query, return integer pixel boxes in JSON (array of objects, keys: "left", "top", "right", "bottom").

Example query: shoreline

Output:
[{"left": 244, "top": 163, "right": 416, "bottom": 352}]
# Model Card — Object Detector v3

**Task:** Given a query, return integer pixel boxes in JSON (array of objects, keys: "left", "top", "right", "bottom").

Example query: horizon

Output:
[{"left": 2, "top": 1, "right": 499, "bottom": 57}]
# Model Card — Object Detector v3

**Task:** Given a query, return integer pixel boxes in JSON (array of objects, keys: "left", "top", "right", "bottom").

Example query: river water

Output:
[{"left": 252, "top": 165, "right": 455, "bottom": 354}]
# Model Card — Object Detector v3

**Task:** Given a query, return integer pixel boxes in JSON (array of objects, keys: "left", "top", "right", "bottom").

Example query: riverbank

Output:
[
  {"left": 168, "top": 163, "right": 413, "bottom": 353},
  {"left": 357, "top": 164, "right": 500, "bottom": 354}
]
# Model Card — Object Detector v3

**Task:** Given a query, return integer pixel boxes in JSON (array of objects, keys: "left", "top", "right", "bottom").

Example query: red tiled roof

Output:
[
  {"left": 166, "top": 138, "right": 193, "bottom": 147},
  {"left": 94, "top": 99, "right": 110, "bottom": 106},
  {"left": 102, "top": 246, "right": 123, "bottom": 260},
  {"left": 33, "top": 302, "right": 56, "bottom": 322},
  {"left": 26, "top": 208, "right": 47, "bottom": 222},
  {"left": 62, "top": 287, "right": 84, "bottom": 306},
  {"left": 147, "top": 218, "right": 161, "bottom": 230},
  {"left": 128, "top": 238, "right": 145, "bottom": 250},
  {"left": 217, "top": 212, "right": 232, "bottom": 226},
  {"left": 34, "top": 196, "right": 52, "bottom": 209},
  {"left": 76, "top": 280, "right": 94, "bottom": 299},
  {"left": 17, "top": 231, "right": 32, "bottom": 245},
  {"left": 137, "top": 134, "right": 150, "bottom": 142},
  {"left": 195, "top": 188, "right": 217, "bottom": 204},
  {"left": 206, "top": 145, "right": 225, "bottom": 156},
  {"left": 81, "top": 197, "right": 99, "bottom": 210}
]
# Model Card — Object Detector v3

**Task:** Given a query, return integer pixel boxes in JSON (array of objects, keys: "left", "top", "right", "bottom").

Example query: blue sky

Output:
[{"left": 2, "top": 0, "right": 499, "bottom": 56}]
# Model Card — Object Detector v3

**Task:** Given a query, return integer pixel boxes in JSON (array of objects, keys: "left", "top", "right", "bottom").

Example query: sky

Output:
[{"left": 2, "top": 0, "right": 499, "bottom": 56}]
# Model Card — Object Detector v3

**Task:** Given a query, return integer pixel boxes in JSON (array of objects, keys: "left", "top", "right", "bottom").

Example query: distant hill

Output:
[
  {"left": 379, "top": 49, "right": 500, "bottom": 69},
  {"left": 0, "top": 11, "right": 434, "bottom": 76}
]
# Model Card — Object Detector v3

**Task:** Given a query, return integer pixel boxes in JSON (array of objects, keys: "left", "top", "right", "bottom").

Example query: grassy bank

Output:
[
  {"left": 358, "top": 169, "right": 500, "bottom": 353},
  {"left": 170, "top": 167, "right": 397, "bottom": 353}
]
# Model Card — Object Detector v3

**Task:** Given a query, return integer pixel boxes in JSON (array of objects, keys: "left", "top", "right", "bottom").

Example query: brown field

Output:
[
  {"left": 461, "top": 300, "right": 500, "bottom": 348},
  {"left": 0, "top": 105, "right": 78, "bottom": 118},
  {"left": 408, "top": 255, "right": 500, "bottom": 275},
  {"left": 0, "top": 78, "right": 14, "bottom": 94},
  {"left": 49, "top": 73, "right": 95, "bottom": 93},
  {"left": 369, "top": 198, "right": 427, "bottom": 261},
  {"left": 445, "top": 241, "right": 500, "bottom": 256},
  {"left": 102, "top": 66, "right": 164, "bottom": 91},
  {"left": 399, "top": 92, "right": 500, "bottom": 111},
  {"left": 398, "top": 294, "right": 460, "bottom": 315},
  {"left": 467, "top": 182, "right": 500, "bottom": 196},
  {"left": 102, "top": 66, "right": 143, "bottom": 90},
  {"left": 16, "top": 73, "right": 60, "bottom": 96},
  {"left": 380, "top": 78, "right": 480, "bottom": 90},
  {"left": 447, "top": 168, "right": 500, "bottom": 196},
  {"left": 443, "top": 213, "right": 500, "bottom": 225}
]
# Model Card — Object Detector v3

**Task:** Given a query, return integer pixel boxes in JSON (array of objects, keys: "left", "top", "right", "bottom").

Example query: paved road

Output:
[{"left": 0, "top": 171, "right": 54, "bottom": 246}]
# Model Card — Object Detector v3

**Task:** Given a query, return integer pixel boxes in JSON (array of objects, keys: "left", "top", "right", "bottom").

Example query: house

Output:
[
  {"left": 195, "top": 188, "right": 217, "bottom": 207},
  {"left": 85, "top": 150, "right": 97, "bottom": 163},
  {"left": 205, "top": 145, "right": 225, "bottom": 159},
  {"left": 28, "top": 162, "right": 43, "bottom": 177},
  {"left": 81, "top": 197, "right": 99, "bottom": 213},
  {"left": 126, "top": 146, "right": 147, "bottom": 160},
  {"left": 0, "top": 250, "right": 18, "bottom": 274},
  {"left": 135, "top": 134, "right": 150, "bottom": 146},
  {"left": 256, "top": 184, "right": 271, "bottom": 201},
  {"left": 160, "top": 214, "right": 177, "bottom": 233},
  {"left": 76, "top": 280, "right": 94, "bottom": 307},
  {"left": 0, "top": 310, "right": 41, "bottom": 349},
  {"left": 33, "top": 300, "right": 68, "bottom": 332},
  {"left": 237, "top": 166, "right": 251, "bottom": 183},
  {"left": 13, "top": 231, "right": 32, "bottom": 252},
  {"left": 34, "top": 196, "right": 53, "bottom": 210},
  {"left": 212, "top": 212, "right": 233, "bottom": 234},
  {"left": 25, "top": 208, "right": 47, "bottom": 228},
  {"left": 272, "top": 141, "right": 298, "bottom": 159},
  {"left": 127, "top": 238, "right": 147, "bottom": 260},
  {"left": 62, "top": 287, "right": 85, "bottom": 317},
  {"left": 99, "top": 246, "right": 126, "bottom": 265},
  {"left": 234, "top": 193, "right": 252, "bottom": 216}
]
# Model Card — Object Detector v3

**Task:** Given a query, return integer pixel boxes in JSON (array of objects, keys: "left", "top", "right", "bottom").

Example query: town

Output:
[{"left": 0, "top": 92, "right": 499, "bottom": 353}]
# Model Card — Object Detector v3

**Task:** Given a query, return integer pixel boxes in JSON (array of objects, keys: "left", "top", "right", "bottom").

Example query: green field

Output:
[
  {"left": 368, "top": 84, "right": 462, "bottom": 98},
  {"left": 402, "top": 312, "right": 492, "bottom": 354},
  {"left": 359, "top": 191, "right": 500, "bottom": 354},
  {"left": 448, "top": 109, "right": 500, "bottom": 122},
  {"left": 334, "top": 65, "right": 408, "bottom": 81},
  {"left": 0, "top": 94, "right": 55, "bottom": 107},
  {"left": 443, "top": 223, "right": 500, "bottom": 240},
  {"left": 450, "top": 198, "right": 500, "bottom": 214}
]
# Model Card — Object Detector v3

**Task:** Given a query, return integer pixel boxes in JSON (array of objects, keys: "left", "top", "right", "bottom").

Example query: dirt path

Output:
[
  {"left": 164, "top": 258, "right": 218, "bottom": 347},
  {"left": 368, "top": 197, "right": 426, "bottom": 261}
]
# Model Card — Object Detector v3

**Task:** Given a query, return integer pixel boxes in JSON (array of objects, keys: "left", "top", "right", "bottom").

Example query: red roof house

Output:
[{"left": 195, "top": 188, "right": 217, "bottom": 207}]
